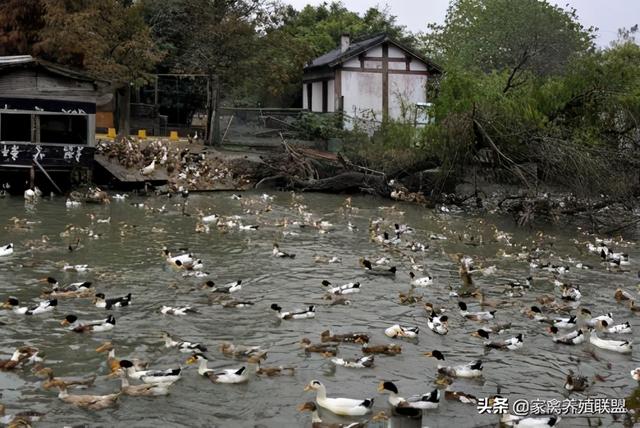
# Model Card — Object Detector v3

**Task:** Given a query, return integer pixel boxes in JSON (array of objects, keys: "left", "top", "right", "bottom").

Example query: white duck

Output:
[
  {"left": 186, "top": 353, "right": 249, "bottom": 384},
  {"left": 304, "top": 380, "right": 374, "bottom": 416},
  {"left": 0, "top": 243, "right": 14, "bottom": 257},
  {"left": 424, "top": 350, "right": 483, "bottom": 378},
  {"left": 384, "top": 324, "right": 419, "bottom": 339},
  {"left": 589, "top": 322, "right": 632, "bottom": 353},
  {"left": 409, "top": 271, "right": 433, "bottom": 287},
  {"left": 500, "top": 414, "right": 561, "bottom": 427},
  {"left": 427, "top": 314, "right": 449, "bottom": 335},
  {"left": 2, "top": 297, "right": 57, "bottom": 315},
  {"left": 140, "top": 159, "right": 156, "bottom": 176},
  {"left": 119, "top": 360, "right": 181, "bottom": 384},
  {"left": 322, "top": 280, "right": 360, "bottom": 295},
  {"left": 378, "top": 381, "right": 440, "bottom": 409}
]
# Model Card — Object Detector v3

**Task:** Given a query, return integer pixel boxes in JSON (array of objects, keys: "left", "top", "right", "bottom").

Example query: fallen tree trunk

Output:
[{"left": 290, "top": 171, "right": 389, "bottom": 194}]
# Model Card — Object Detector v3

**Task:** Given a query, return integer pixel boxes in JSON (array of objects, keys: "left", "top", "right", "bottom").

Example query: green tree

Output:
[{"left": 422, "top": 0, "right": 595, "bottom": 92}]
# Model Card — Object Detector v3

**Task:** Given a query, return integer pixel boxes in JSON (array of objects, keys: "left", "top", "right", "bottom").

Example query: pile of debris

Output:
[{"left": 96, "top": 138, "right": 253, "bottom": 191}]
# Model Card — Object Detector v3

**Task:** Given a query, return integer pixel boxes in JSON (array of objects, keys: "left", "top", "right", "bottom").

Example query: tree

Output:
[
  {"left": 0, "top": 0, "right": 46, "bottom": 56},
  {"left": 422, "top": 0, "right": 595, "bottom": 92},
  {"left": 34, "top": 0, "right": 162, "bottom": 84}
]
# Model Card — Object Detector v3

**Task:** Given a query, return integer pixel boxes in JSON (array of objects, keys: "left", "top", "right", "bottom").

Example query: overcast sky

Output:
[{"left": 282, "top": 0, "right": 638, "bottom": 47}]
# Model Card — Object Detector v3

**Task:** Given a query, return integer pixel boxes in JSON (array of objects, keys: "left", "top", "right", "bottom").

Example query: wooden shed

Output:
[{"left": 0, "top": 55, "right": 115, "bottom": 173}]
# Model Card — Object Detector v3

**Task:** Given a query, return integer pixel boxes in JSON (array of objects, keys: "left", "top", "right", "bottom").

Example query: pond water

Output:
[{"left": 0, "top": 191, "right": 638, "bottom": 427}]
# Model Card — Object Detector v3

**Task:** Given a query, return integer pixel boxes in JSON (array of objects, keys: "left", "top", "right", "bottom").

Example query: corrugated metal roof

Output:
[{"left": 0, "top": 55, "right": 112, "bottom": 85}]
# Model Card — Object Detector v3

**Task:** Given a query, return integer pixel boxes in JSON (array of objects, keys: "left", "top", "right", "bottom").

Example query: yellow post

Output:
[
  {"left": 107, "top": 128, "right": 116, "bottom": 138},
  {"left": 137, "top": 129, "right": 147, "bottom": 139},
  {"left": 170, "top": 131, "right": 179, "bottom": 141}
]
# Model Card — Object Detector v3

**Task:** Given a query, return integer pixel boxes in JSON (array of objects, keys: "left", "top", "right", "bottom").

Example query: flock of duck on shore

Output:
[{"left": 0, "top": 188, "right": 639, "bottom": 428}]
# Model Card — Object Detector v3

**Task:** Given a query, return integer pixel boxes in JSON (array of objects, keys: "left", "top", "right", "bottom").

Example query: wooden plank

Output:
[
  {"left": 382, "top": 43, "right": 389, "bottom": 121},
  {"left": 94, "top": 154, "right": 168, "bottom": 183},
  {"left": 0, "top": 142, "right": 94, "bottom": 168},
  {"left": 341, "top": 67, "right": 430, "bottom": 76}
]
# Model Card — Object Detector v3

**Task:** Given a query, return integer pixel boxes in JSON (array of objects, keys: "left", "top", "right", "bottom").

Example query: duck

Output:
[
  {"left": 300, "top": 339, "right": 338, "bottom": 357},
  {"left": 614, "top": 288, "right": 634, "bottom": 301},
  {"left": 62, "top": 264, "right": 89, "bottom": 272},
  {"left": 480, "top": 322, "right": 512, "bottom": 334},
  {"left": 580, "top": 309, "right": 613, "bottom": 327},
  {"left": 95, "top": 341, "right": 148, "bottom": 374},
  {"left": 473, "top": 330, "right": 524, "bottom": 350},
  {"left": 314, "top": 255, "right": 342, "bottom": 264},
  {"left": 500, "top": 414, "right": 560, "bottom": 427},
  {"left": 161, "top": 331, "right": 207, "bottom": 353},
  {"left": 630, "top": 300, "right": 640, "bottom": 313},
  {"left": 320, "top": 330, "right": 369, "bottom": 344},
  {"left": 140, "top": 158, "right": 156, "bottom": 176},
  {"left": 0, "top": 348, "right": 33, "bottom": 371},
  {"left": 304, "top": 380, "right": 374, "bottom": 416},
  {"left": 362, "top": 344, "right": 401, "bottom": 355},
  {"left": 119, "top": 373, "right": 171, "bottom": 396},
  {"left": 589, "top": 322, "right": 632, "bottom": 353},
  {"left": 93, "top": 293, "right": 131, "bottom": 309},
  {"left": 61, "top": 314, "right": 115, "bottom": 333},
  {"left": 564, "top": 370, "right": 589, "bottom": 392},
  {"left": 378, "top": 381, "right": 440, "bottom": 410},
  {"left": 203, "top": 280, "right": 242, "bottom": 293},
  {"left": 525, "top": 306, "right": 548, "bottom": 322},
  {"left": 423, "top": 350, "right": 483, "bottom": 378},
  {"left": 458, "top": 302, "right": 495, "bottom": 321},
  {"left": 598, "top": 319, "right": 632, "bottom": 334},
  {"left": 2, "top": 297, "right": 57, "bottom": 315},
  {"left": 221, "top": 299, "right": 254, "bottom": 308},
  {"left": 160, "top": 305, "right": 198, "bottom": 315},
  {"left": 631, "top": 368, "right": 640, "bottom": 381},
  {"left": 271, "top": 304, "right": 315, "bottom": 320},
  {"left": 219, "top": 342, "right": 263, "bottom": 359},
  {"left": 331, "top": 355, "right": 374, "bottom": 369},
  {"left": 119, "top": 360, "right": 181, "bottom": 384},
  {"left": 0, "top": 243, "right": 13, "bottom": 257},
  {"left": 409, "top": 272, "right": 432, "bottom": 287},
  {"left": 547, "top": 327, "right": 585, "bottom": 345},
  {"left": 561, "top": 284, "right": 581, "bottom": 301},
  {"left": 35, "top": 367, "right": 96, "bottom": 390},
  {"left": 201, "top": 213, "right": 219, "bottom": 224},
  {"left": 41, "top": 277, "right": 92, "bottom": 298},
  {"left": 321, "top": 280, "right": 360, "bottom": 295},
  {"left": 384, "top": 324, "right": 419, "bottom": 339},
  {"left": 427, "top": 314, "right": 449, "bottom": 335},
  {"left": 174, "top": 258, "right": 204, "bottom": 271},
  {"left": 57, "top": 387, "right": 119, "bottom": 410},
  {"left": 297, "top": 401, "right": 366, "bottom": 428},
  {"left": 164, "top": 250, "right": 194, "bottom": 266},
  {"left": 0, "top": 404, "right": 44, "bottom": 426},
  {"left": 245, "top": 353, "right": 294, "bottom": 377},
  {"left": 272, "top": 243, "right": 295, "bottom": 258},
  {"left": 186, "top": 353, "right": 249, "bottom": 384},
  {"left": 362, "top": 259, "right": 396, "bottom": 276},
  {"left": 551, "top": 314, "right": 577, "bottom": 329}
]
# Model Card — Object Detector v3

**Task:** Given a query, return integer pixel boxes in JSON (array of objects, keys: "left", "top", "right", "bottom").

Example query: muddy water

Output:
[{"left": 0, "top": 192, "right": 638, "bottom": 427}]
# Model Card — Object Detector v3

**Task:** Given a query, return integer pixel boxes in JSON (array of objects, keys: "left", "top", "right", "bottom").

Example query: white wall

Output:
[
  {"left": 341, "top": 70, "right": 383, "bottom": 130},
  {"left": 388, "top": 74, "right": 428, "bottom": 121},
  {"left": 311, "top": 81, "right": 323, "bottom": 112}
]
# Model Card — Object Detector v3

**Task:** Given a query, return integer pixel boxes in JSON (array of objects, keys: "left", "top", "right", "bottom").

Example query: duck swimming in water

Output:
[
  {"left": 424, "top": 350, "right": 483, "bottom": 378},
  {"left": 589, "top": 322, "right": 632, "bottom": 353},
  {"left": 320, "top": 330, "right": 369, "bottom": 344},
  {"left": 93, "top": 293, "right": 131, "bottom": 309},
  {"left": 161, "top": 331, "right": 207, "bottom": 353},
  {"left": 378, "top": 381, "right": 440, "bottom": 410},
  {"left": 331, "top": 355, "right": 374, "bottom": 369},
  {"left": 0, "top": 243, "right": 14, "bottom": 257},
  {"left": 321, "top": 280, "right": 360, "bottom": 295},
  {"left": 57, "top": 386, "right": 120, "bottom": 411},
  {"left": 304, "top": 380, "right": 374, "bottom": 416},
  {"left": 362, "top": 259, "right": 396, "bottom": 276},
  {"left": 458, "top": 302, "right": 495, "bottom": 321},
  {"left": 119, "top": 360, "right": 181, "bottom": 384},
  {"left": 203, "top": 280, "right": 242, "bottom": 293},
  {"left": 500, "top": 414, "right": 560, "bottom": 428},
  {"left": 473, "top": 330, "right": 524, "bottom": 350},
  {"left": 186, "top": 353, "right": 249, "bottom": 384},
  {"left": 61, "top": 314, "right": 115, "bottom": 333},
  {"left": 409, "top": 272, "right": 432, "bottom": 287},
  {"left": 2, "top": 297, "right": 57, "bottom": 315},
  {"left": 297, "top": 401, "right": 367, "bottom": 428},
  {"left": 272, "top": 243, "right": 295, "bottom": 258},
  {"left": 384, "top": 324, "right": 419, "bottom": 339},
  {"left": 548, "top": 327, "right": 585, "bottom": 345},
  {"left": 427, "top": 314, "right": 449, "bottom": 335},
  {"left": 270, "top": 304, "right": 315, "bottom": 320}
]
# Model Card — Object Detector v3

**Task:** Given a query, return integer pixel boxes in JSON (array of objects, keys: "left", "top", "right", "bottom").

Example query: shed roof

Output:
[
  {"left": 304, "top": 34, "right": 441, "bottom": 74},
  {"left": 0, "top": 55, "right": 111, "bottom": 85}
]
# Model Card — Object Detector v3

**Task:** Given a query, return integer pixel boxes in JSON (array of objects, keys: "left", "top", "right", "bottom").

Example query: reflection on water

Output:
[{"left": 0, "top": 192, "right": 638, "bottom": 427}]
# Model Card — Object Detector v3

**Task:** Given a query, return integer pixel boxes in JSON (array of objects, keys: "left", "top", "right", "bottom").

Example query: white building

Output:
[{"left": 302, "top": 34, "right": 441, "bottom": 129}]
